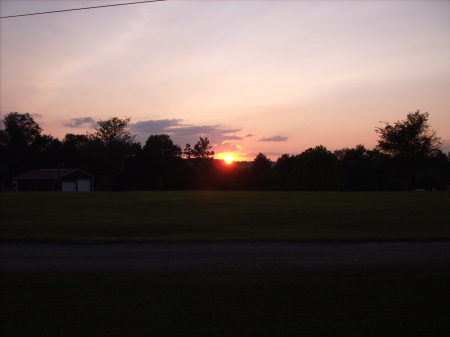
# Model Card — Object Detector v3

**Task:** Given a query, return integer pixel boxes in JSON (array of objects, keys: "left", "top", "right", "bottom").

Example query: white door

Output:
[
  {"left": 77, "top": 179, "right": 91, "bottom": 192},
  {"left": 62, "top": 181, "right": 76, "bottom": 192}
]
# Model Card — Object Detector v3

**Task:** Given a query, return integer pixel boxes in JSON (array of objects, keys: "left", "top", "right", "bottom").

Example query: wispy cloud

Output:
[
  {"left": 244, "top": 134, "right": 254, "bottom": 137},
  {"left": 219, "top": 134, "right": 243, "bottom": 140},
  {"left": 129, "top": 119, "right": 243, "bottom": 144},
  {"left": 214, "top": 142, "right": 241, "bottom": 153},
  {"left": 129, "top": 119, "right": 183, "bottom": 134},
  {"left": 258, "top": 136, "right": 288, "bottom": 142},
  {"left": 63, "top": 117, "right": 96, "bottom": 128}
]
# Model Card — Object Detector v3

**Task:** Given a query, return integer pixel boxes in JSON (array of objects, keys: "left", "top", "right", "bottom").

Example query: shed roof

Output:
[{"left": 13, "top": 169, "right": 94, "bottom": 180}]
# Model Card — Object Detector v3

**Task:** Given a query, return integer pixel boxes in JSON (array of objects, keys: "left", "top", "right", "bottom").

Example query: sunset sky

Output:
[{"left": 1, "top": 0, "right": 449, "bottom": 160}]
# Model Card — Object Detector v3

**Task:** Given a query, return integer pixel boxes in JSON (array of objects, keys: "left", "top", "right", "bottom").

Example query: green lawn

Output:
[
  {"left": 2, "top": 191, "right": 449, "bottom": 337},
  {"left": 2, "top": 272, "right": 449, "bottom": 337},
  {"left": 1, "top": 191, "right": 450, "bottom": 242}
]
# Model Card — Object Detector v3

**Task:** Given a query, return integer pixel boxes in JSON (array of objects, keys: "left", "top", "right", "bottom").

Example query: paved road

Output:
[{"left": 1, "top": 242, "right": 450, "bottom": 274}]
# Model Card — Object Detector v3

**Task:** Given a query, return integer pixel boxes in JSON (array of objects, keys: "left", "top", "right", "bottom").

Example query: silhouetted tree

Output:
[
  {"left": 91, "top": 117, "right": 136, "bottom": 145},
  {"left": 61, "top": 133, "right": 90, "bottom": 169},
  {"left": 2, "top": 110, "right": 448, "bottom": 192},
  {"left": 413, "top": 149, "right": 450, "bottom": 190},
  {"left": 290, "top": 145, "right": 343, "bottom": 191},
  {"left": 88, "top": 117, "right": 140, "bottom": 190},
  {"left": 363, "top": 148, "right": 399, "bottom": 190},
  {"left": 250, "top": 153, "right": 274, "bottom": 190},
  {"left": 30, "top": 135, "right": 63, "bottom": 169},
  {"left": 0, "top": 112, "right": 42, "bottom": 147},
  {"left": 335, "top": 145, "right": 376, "bottom": 191},
  {"left": 183, "top": 137, "right": 216, "bottom": 189},
  {"left": 375, "top": 111, "right": 442, "bottom": 189},
  {"left": 184, "top": 137, "right": 214, "bottom": 159},
  {"left": 133, "top": 134, "right": 186, "bottom": 190},
  {"left": 274, "top": 154, "right": 296, "bottom": 190},
  {"left": 143, "top": 134, "right": 182, "bottom": 158},
  {"left": 0, "top": 112, "right": 44, "bottom": 177},
  {"left": 183, "top": 144, "right": 193, "bottom": 159},
  {"left": 63, "top": 133, "right": 90, "bottom": 149},
  {"left": 375, "top": 111, "right": 441, "bottom": 158}
]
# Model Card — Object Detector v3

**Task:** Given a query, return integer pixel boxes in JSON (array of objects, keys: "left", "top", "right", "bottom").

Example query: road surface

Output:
[{"left": 1, "top": 242, "right": 450, "bottom": 274}]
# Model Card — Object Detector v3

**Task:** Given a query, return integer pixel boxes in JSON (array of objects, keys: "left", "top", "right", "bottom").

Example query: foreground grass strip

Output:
[
  {"left": 1, "top": 191, "right": 450, "bottom": 242},
  {"left": 1, "top": 272, "right": 449, "bottom": 337}
]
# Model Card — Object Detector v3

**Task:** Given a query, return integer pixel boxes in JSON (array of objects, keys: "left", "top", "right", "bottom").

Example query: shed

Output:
[{"left": 12, "top": 169, "right": 94, "bottom": 191}]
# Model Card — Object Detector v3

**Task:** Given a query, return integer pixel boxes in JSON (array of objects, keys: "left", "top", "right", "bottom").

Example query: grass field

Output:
[
  {"left": 2, "top": 272, "right": 450, "bottom": 337},
  {"left": 1, "top": 191, "right": 450, "bottom": 242},
  {"left": 2, "top": 191, "right": 450, "bottom": 336}
]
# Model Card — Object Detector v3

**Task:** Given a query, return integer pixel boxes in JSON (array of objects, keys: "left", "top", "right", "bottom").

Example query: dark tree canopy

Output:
[
  {"left": 0, "top": 112, "right": 45, "bottom": 177},
  {"left": 134, "top": 134, "right": 185, "bottom": 190},
  {"left": 60, "top": 133, "right": 90, "bottom": 168},
  {"left": 375, "top": 111, "right": 441, "bottom": 159},
  {"left": 375, "top": 111, "right": 443, "bottom": 190},
  {"left": 1, "top": 110, "right": 448, "bottom": 191},
  {"left": 334, "top": 145, "right": 376, "bottom": 191},
  {"left": 143, "top": 134, "right": 182, "bottom": 158},
  {"left": 250, "top": 153, "right": 274, "bottom": 190},
  {"left": 194, "top": 137, "right": 214, "bottom": 159},
  {"left": 252, "top": 153, "right": 272, "bottom": 171},
  {"left": 0, "top": 112, "right": 42, "bottom": 147},
  {"left": 88, "top": 117, "right": 140, "bottom": 190},
  {"left": 274, "top": 154, "right": 296, "bottom": 190},
  {"left": 184, "top": 137, "right": 214, "bottom": 159},
  {"left": 290, "top": 145, "right": 343, "bottom": 191},
  {"left": 91, "top": 117, "right": 136, "bottom": 145},
  {"left": 63, "top": 133, "right": 90, "bottom": 149}
]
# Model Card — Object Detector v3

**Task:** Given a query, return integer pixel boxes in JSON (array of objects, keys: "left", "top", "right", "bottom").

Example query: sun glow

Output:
[{"left": 223, "top": 155, "right": 234, "bottom": 164}]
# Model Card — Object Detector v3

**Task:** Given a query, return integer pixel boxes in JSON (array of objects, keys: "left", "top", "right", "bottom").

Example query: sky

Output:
[{"left": 1, "top": 0, "right": 450, "bottom": 161}]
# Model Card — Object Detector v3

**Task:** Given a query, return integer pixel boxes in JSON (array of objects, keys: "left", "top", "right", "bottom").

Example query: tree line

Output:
[{"left": 1, "top": 111, "right": 448, "bottom": 191}]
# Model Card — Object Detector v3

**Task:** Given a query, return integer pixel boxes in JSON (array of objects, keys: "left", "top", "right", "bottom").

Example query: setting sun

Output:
[{"left": 223, "top": 155, "right": 234, "bottom": 164}]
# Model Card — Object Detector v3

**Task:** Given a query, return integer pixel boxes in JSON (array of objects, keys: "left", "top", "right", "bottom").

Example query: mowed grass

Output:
[
  {"left": 2, "top": 272, "right": 449, "bottom": 337},
  {"left": 2, "top": 192, "right": 450, "bottom": 337},
  {"left": 1, "top": 191, "right": 449, "bottom": 242}
]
